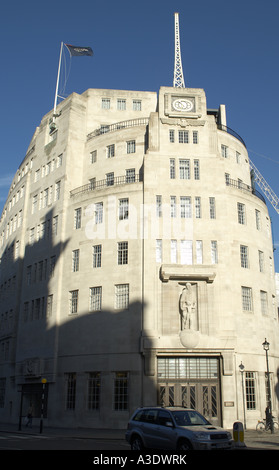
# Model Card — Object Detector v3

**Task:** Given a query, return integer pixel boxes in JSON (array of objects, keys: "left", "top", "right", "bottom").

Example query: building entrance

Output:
[{"left": 157, "top": 356, "right": 221, "bottom": 426}]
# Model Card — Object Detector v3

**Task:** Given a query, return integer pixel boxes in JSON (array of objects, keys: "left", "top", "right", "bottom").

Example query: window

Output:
[
  {"left": 156, "top": 195, "right": 162, "bottom": 217},
  {"left": 170, "top": 159, "right": 175, "bottom": 179},
  {"left": 93, "top": 245, "right": 102, "bottom": 268},
  {"left": 119, "top": 198, "right": 129, "bottom": 220},
  {"left": 70, "top": 290, "right": 78, "bottom": 314},
  {"left": 156, "top": 239, "right": 162, "bottom": 263},
  {"left": 245, "top": 372, "right": 256, "bottom": 410},
  {"left": 194, "top": 160, "right": 200, "bottom": 180},
  {"left": 170, "top": 196, "right": 176, "bottom": 218},
  {"left": 55, "top": 181, "right": 61, "bottom": 201},
  {"left": 114, "top": 372, "right": 128, "bottom": 410},
  {"left": 53, "top": 215, "right": 58, "bottom": 236},
  {"left": 260, "top": 291, "right": 268, "bottom": 315},
  {"left": 181, "top": 240, "right": 192, "bottom": 265},
  {"left": 127, "top": 140, "right": 136, "bottom": 154},
  {"left": 171, "top": 240, "right": 177, "bottom": 263},
  {"left": 115, "top": 284, "right": 129, "bottom": 309},
  {"left": 89, "top": 287, "right": 102, "bottom": 311},
  {"left": 118, "top": 242, "right": 128, "bottom": 265},
  {"left": 50, "top": 255, "right": 56, "bottom": 277},
  {"left": 236, "top": 151, "right": 241, "bottom": 164},
  {"left": 178, "top": 130, "right": 189, "bottom": 143},
  {"left": 106, "top": 144, "right": 115, "bottom": 158},
  {"left": 259, "top": 250, "right": 264, "bottom": 272},
  {"left": 72, "top": 250, "right": 79, "bottom": 272},
  {"left": 32, "top": 195, "right": 38, "bottom": 214},
  {"left": 180, "top": 197, "right": 191, "bottom": 218},
  {"left": 106, "top": 172, "right": 114, "bottom": 186},
  {"left": 95, "top": 203, "right": 103, "bottom": 224},
  {"left": 117, "top": 99, "right": 126, "bottom": 110},
  {"left": 88, "top": 372, "right": 101, "bottom": 410},
  {"left": 209, "top": 197, "right": 216, "bottom": 219},
  {"left": 65, "top": 373, "right": 76, "bottom": 410},
  {"left": 196, "top": 241, "right": 203, "bottom": 264},
  {"left": 169, "top": 130, "right": 175, "bottom": 143},
  {"left": 179, "top": 159, "right": 190, "bottom": 179},
  {"left": 47, "top": 295, "right": 53, "bottom": 317},
  {"left": 102, "top": 98, "right": 110, "bottom": 109},
  {"left": 193, "top": 131, "right": 198, "bottom": 144},
  {"left": 74, "top": 208, "right": 81, "bottom": 229},
  {"left": 90, "top": 150, "right": 97, "bottom": 164},
  {"left": 242, "top": 287, "right": 253, "bottom": 312},
  {"left": 238, "top": 203, "right": 246, "bottom": 224},
  {"left": 195, "top": 197, "right": 201, "bottom": 218},
  {"left": 240, "top": 245, "right": 249, "bottom": 268},
  {"left": 126, "top": 168, "right": 135, "bottom": 183},
  {"left": 255, "top": 209, "right": 261, "bottom": 230},
  {"left": 57, "top": 154, "right": 63, "bottom": 167},
  {"left": 221, "top": 144, "right": 228, "bottom": 158},
  {"left": 211, "top": 241, "right": 218, "bottom": 264},
  {"left": 133, "top": 100, "right": 141, "bottom": 111}
]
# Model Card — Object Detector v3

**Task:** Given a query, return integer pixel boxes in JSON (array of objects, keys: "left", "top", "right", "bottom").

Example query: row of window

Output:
[
  {"left": 101, "top": 97, "right": 142, "bottom": 111},
  {"left": 69, "top": 283, "right": 129, "bottom": 314},
  {"left": 241, "top": 286, "right": 276, "bottom": 316},
  {"left": 29, "top": 215, "right": 59, "bottom": 245},
  {"left": 23, "top": 294, "right": 53, "bottom": 322},
  {"left": 90, "top": 139, "right": 136, "bottom": 163},
  {"left": 34, "top": 154, "right": 63, "bottom": 182},
  {"left": 26, "top": 256, "right": 56, "bottom": 285},
  {"left": 169, "top": 129, "right": 199, "bottom": 144},
  {"left": 169, "top": 158, "right": 200, "bottom": 180},
  {"left": 31, "top": 181, "right": 61, "bottom": 213}
]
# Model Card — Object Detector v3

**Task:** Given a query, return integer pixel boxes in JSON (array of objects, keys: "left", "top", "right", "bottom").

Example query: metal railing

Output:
[
  {"left": 70, "top": 174, "right": 142, "bottom": 197},
  {"left": 226, "top": 177, "right": 266, "bottom": 204},
  {"left": 217, "top": 124, "right": 246, "bottom": 148},
  {"left": 87, "top": 117, "right": 149, "bottom": 141}
]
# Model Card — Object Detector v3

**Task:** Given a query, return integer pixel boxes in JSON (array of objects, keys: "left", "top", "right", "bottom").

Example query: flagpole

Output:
[{"left": 53, "top": 42, "right": 63, "bottom": 116}]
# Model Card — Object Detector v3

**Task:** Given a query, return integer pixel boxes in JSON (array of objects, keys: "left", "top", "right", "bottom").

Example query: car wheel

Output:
[
  {"left": 177, "top": 438, "right": 193, "bottom": 451},
  {"left": 131, "top": 435, "right": 144, "bottom": 451}
]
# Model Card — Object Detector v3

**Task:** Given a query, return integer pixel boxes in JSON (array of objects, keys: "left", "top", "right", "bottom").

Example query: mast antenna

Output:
[{"left": 173, "top": 12, "right": 185, "bottom": 88}]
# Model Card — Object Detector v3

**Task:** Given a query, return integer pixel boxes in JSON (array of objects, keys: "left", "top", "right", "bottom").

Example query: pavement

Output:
[{"left": 0, "top": 422, "right": 279, "bottom": 450}]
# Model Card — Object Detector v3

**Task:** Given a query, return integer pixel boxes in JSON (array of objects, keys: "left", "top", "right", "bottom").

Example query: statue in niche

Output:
[{"left": 179, "top": 283, "right": 196, "bottom": 330}]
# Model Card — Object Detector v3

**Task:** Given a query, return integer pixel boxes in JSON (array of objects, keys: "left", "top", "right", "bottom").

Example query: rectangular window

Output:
[
  {"left": 127, "top": 140, "right": 136, "bottom": 154},
  {"left": 65, "top": 373, "right": 76, "bottom": 410},
  {"left": 70, "top": 290, "right": 78, "bottom": 315},
  {"left": 115, "top": 284, "right": 129, "bottom": 310},
  {"left": 156, "top": 239, "right": 162, "bottom": 263},
  {"left": 179, "top": 159, "right": 190, "bottom": 179},
  {"left": 255, "top": 209, "right": 261, "bottom": 230},
  {"left": 245, "top": 372, "right": 256, "bottom": 410},
  {"left": 196, "top": 240, "right": 203, "bottom": 264},
  {"left": 93, "top": 245, "right": 102, "bottom": 268},
  {"left": 106, "top": 172, "right": 114, "bottom": 186},
  {"left": 156, "top": 195, "right": 162, "bottom": 217},
  {"left": 47, "top": 295, "right": 53, "bottom": 318},
  {"left": 238, "top": 203, "right": 246, "bottom": 224},
  {"left": 180, "top": 197, "right": 191, "bottom": 218},
  {"left": 95, "top": 203, "right": 103, "bottom": 224},
  {"left": 169, "top": 129, "right": 175, "bottom": 143},
  {"left": 195, "top": 197, "right": 201, "bottom": 218},
  {"left": 260, "top": 291, "right": 268, "bottom": 315},
  {"left": 106, "top": 144, "right": 115, "bottom": 158},
  {"left": 117, "top": 99, "right": 126, "bottom": 110},
  {"left": 55, "top": 181, "right": 61, "bottom": 201},
  {"left": 119, "top": 198, "right": 129, "bottom": 220},
  {"left": 170, "top": 196, "right": 176, "bottom": 218},
  {"left": 171, "top": 240, "right": 177, "bottom": 263},
  {"left": 114, "top": 372, "right": 128, "bottom": 410},
  {"left": 240, "top": 245, "right": 249, "bottom": 268},
  {"left": 126, "top": 168, "right": 135, "bottom": 183},
  {"left": 118, "top": 241, "right": 128, "bottom": 265},
  {"left": 181, "top": 240, "right": 193, "bottom": 265},
  {"left": 90, "top": 150, "right": 97, "bottom": 164},
  {"left": 194, "top": 160, "right": 200, "bottom": 180},
  {"left": 74, "top": 208, "right": 81, "bottom": 229},
  {"left": 170, "top": 159, "right": 175, "bottom": 179},
  {"left": 87, "top": 372, "right": 101, "bottom": 410},
  {"left": 221, "top": 144, "right": 228, "bottom": 158},
  {"left": 259, "top": 250, "right": 264, "bottom": 272},
  {"left": 193, "top": 131, "right": 199, "bottom": 144},
  {"left": 89, "top": 287, "right": 102, "bottom": 311},
  {"left": 32, "top": 195, "right": 38, "bottom": 214},
  {"left": 211, "top": 241, "right": 218, "bottom": 264},
  {"left": 102, "top": 98, "right": 110, "bottom": 109},
  {"left": 133, "top": 100, "right": 141, "bottom": 111},
  {"left": 209, "top": 197, "right": 216, "bottom": 219},
  {"left": 242, "top": 287, "right": 253, "bottom": 312},
  {"left": 178, "top": 130, "right": 189, "bottom": 143},
  {"left": 72, "top": 249, "right": 79, "bottom": 272}
]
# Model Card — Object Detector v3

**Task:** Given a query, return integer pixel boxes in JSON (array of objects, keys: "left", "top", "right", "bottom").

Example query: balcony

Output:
[
  {"left": 226, "top": 177, "right": 266, "bottom": 204},
  {"left": 87, "top": 117, "right": 149, "bottom": 141},
  {"left": 70, "top": 174, "right": 142, "bottom": 197},
  {"left": 217, "top": 124, "right": 246, "bottom": 148}
]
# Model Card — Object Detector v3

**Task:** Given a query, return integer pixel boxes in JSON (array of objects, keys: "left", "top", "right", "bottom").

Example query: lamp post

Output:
[
  {"left": 239, "top": 362, "right": 246, "bottom": 430},
  {"left": 262, "top": 338, "right": 274, "bottom": 433}
]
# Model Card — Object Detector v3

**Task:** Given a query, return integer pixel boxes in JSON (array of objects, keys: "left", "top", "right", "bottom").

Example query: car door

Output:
[
  {"left": 141, "top": 409, "right": 160, "bottom": 449},
  {"left": 153, "top": 409, "right": 177, "bottom": 450}
]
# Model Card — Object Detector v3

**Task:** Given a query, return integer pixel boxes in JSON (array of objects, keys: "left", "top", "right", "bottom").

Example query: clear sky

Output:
[{"left": 1, "top": 0, "right": 279, "bottom": 268}]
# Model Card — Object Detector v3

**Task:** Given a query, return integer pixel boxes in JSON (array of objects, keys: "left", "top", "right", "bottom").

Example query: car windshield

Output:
[{"left": 171, "top": 410, "right": 210, "bottom": 426}]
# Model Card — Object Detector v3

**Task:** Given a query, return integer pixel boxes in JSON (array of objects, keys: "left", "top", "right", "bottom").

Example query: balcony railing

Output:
[
  {"left": 217, "top": 124, "right": 246, "bottom": 148},
  {"left": 70, "top": 174, "right": 142, "bottom": 197},
  {"left": 226, "top": 177, "right": 266, "bottom": 204},
  {"left": 87, "top": 117, "right": 149, "bottom": 141}
]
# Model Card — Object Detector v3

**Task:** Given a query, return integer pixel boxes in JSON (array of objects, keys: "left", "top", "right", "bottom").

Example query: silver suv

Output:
[{"left": 125, "top": 407, "right": 233, "bottom": 450}]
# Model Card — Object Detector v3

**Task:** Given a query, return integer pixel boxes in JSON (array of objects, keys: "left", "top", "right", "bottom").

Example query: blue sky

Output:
[{"left": 1, "top": 0, "right": 279, "bottom": 268}]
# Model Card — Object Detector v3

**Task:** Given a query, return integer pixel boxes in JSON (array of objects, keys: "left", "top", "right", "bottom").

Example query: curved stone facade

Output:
[{"left": 0, "top": 86, "right": 278, "bottom": 429}]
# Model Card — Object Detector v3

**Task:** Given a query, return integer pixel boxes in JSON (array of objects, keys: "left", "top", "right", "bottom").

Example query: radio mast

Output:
[{"left": 173, "top": 12, "right": 185, "bottom": 88}]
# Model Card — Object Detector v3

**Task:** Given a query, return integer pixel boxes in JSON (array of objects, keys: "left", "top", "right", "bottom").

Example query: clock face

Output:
[{"left": 172, "top": 98, "right": 194, "bottom": 112}]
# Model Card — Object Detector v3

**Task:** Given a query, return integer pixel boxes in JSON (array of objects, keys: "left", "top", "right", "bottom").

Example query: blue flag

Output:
[{"left": 65, "top": 44, "right": 93, "bottom": 57}]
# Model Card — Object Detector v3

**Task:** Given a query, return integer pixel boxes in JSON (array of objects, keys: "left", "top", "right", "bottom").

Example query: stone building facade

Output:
[{"left": 0, "top": 85, "right": 278, "bottom": 429}]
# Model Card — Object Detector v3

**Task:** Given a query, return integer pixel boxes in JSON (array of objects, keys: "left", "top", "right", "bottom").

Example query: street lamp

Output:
[
  {"left": 262, "top": 338, "right": 274, "bottom": 433},
  {"left": 239, "top": 362, "right": 246, "bottom": 429}
]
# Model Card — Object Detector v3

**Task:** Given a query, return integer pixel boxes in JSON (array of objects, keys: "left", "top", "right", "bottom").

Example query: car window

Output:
[
  {"left": 172, "top": 410, "right": 209, "bottom": 426},
  {"left": 133, "top": 410, "right": 145, "bottom": 422},
  {"left": 143, "top": 409, "right": 158, "bottom": 423},
  {"left": 158, "top": 410, "right": 173, "bottom": 426}
]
